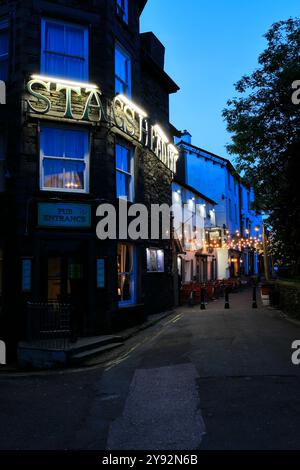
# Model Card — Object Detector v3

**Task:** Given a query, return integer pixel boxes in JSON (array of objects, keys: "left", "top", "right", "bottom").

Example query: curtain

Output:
[
  {"left": 44, "top": 21, "right": 86, "bottom": 80},
  {"left": 65, "top": 130, "right": 85, "bottom": 159},
  {"left": 115, "top": 48, "right": 127, "bottom": 82},
  {"left": 42, "top": 127, "right": 65, "bottom": 158},
  {"left": 42, "top": 126, "right": 87, "bottom": 190},
  {"left": 43, "top": 159, "right": 64, "bottom": 189}
]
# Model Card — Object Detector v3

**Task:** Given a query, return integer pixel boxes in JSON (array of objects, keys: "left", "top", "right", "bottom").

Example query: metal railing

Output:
[{"left": 26, "top": 301, "right": 72, "bottom": 349}]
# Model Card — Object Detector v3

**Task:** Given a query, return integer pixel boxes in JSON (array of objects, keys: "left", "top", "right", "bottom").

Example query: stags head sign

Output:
[{"left": 25, "top": 75, "right": 179, "bottom": 173}]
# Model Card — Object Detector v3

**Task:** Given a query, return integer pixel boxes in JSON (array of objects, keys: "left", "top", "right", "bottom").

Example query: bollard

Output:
[
  {"left": 224, "top": 287, "right": 230, "bottom": 309},
  {"left": 252, "top": 286, "right": 258, "bottom": 309},
  {"left": 200, "top": 288, "right": 206, "bottom": 310}
]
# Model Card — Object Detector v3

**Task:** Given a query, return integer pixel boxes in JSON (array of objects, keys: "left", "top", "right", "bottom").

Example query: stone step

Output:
[
  {"left": 69, "top": 342, "right": 124, "bottom": 365},
  {"left": 68, "top": 335, "right": 123, "bottom": 355}
]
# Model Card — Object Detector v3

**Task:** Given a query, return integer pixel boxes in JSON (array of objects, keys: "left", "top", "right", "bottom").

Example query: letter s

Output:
[
  {"left": 291, "top": 80, "right": 300, "bottom": 105},
  {"left": 291, "top": 340, "right": 300, "bottom": 365},
  {"left": 27, "top": 79, "right": 51, "bottom": 114}
]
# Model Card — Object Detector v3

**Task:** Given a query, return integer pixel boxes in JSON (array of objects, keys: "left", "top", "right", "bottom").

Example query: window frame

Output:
[
  {"left": 0, "top": 18, "right": 9, "bottom": 82},
  {"left": 115, "top": 141, "right": 135, "bottom": 202},
  {"left": 116, "top": 0, "right": 129, "bottom": 24},
  {"left": 146, "top": 248, "right": 165, "bottom": 273},
  {"left": 39, "top": 124, "right": 90, "bottom": 194},
  {"left": 118, "top": 243, "right": 136, "bottom": 307},
  {"left": 41, "top": 18, "right": 89, "bottom": 80},
  {"left": 115, "top": 42, "right": 132, "bottom": 97}
]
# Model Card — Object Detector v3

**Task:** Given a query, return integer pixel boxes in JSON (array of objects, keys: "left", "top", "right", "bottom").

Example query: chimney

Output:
[
  {"left": 140, "top": 32, "right": 165, "bottom": 69},
  {"left": 175, "top": 130, "right": 192, "bottom": 145}
]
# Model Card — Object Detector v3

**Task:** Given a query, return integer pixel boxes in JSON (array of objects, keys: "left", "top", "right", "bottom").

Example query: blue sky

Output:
[{"left": 141, "top": 0, "right": 299, "bottom": 161}]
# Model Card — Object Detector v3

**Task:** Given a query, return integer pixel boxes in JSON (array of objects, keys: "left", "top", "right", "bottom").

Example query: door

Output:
[{"left": 46, "top": 252, "right": 86, "bottom": 335}]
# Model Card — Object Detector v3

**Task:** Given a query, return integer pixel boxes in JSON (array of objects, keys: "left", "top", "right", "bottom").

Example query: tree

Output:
[{"left": 223, "top": 18, "right": 300, "bottom": 276}]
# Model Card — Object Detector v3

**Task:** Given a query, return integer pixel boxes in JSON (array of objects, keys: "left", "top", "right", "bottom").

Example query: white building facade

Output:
[
  {"left": 175, "top": 132, "right": 264, "bottom": 280},
  {"left": 172, "top": 180, "right": 218, "bottom": 283}
]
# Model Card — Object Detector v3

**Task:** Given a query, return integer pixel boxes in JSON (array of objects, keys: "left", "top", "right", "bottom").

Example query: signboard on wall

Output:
[
  {"left": 25, "top": 75, "right": 179, "bottom": 173},
  {"left": 38, "top": 203, "right": 91, "bottom": 229}
]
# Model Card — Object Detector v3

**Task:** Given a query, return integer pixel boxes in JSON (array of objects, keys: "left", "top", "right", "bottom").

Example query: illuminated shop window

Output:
[
  {"left": 40, "top": 126, "right": 89, "bottom": 193},
  {"left": 115, "top": 43, "right": 131, "bottom": 96},
  {"left": 116, "top": 143, "right": 134, "bottom": 201},
  {"left": 41, "top": 19, "right": 88, "bottom": 80},
  {"left": 118, "top": 244, "right": 136, "bottom": 306},
  {"left": 146, "top": 248, "right": 165, "bottom": 273},
  {"left": 116, "top": 0, "right": 129, "bottom": 24},
  {"left": 0, "top": 19, "right": 9, "bottom": 81}
]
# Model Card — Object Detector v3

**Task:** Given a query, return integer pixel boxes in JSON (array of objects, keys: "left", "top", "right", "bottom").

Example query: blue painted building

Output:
[{"left": 174, "top": 132, "right": 264, "bottom": 279}]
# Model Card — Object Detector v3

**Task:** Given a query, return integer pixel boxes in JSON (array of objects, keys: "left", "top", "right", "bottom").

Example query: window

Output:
[
  {"left": 116, "top": 142, "right": 134, "bottom": 201},
  {"left": 41, "top": 19, "right": 88, "bottom": 80},
  {"left": 118, "top": 244, "right": 136, "bottom": 305},
  {"left": 0, "top": 19, "right": 9, "bottom": 81},
  {"left": 115, "top": 43, "right": 131, "bottom": 96},
  {"left": 116, "top": 0, "right": 129, "bottom": 24},
  {"left": 147, "top": 248, "right": 164, "bottom": 273},
  {"left": 40, "top": 126, "right": 89, "bottom": 193},
  {"left": 234, "top": 203, "right": 238, "bottom": 224}
]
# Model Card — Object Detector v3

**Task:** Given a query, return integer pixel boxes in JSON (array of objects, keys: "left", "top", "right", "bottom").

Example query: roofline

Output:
[
  {"left": 173, "top": 178, "right": 218, "bottom": 206},
  {"left": 141, "top": 50, "right": 180, "bottom": 94},
  {"left": 138, "top": 0, "right": 148, "bottom": 15},
  {"left": 177, "top": 140, "right": 237, "bottom": 173}
]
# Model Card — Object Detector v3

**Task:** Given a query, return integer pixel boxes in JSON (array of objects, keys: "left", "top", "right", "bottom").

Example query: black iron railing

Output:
[{"left": 26, "top": 301, "right": 72, "bottom": 348}]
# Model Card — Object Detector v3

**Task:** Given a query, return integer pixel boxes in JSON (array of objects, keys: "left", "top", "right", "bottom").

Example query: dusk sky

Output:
[{"left": 141, "top": 0, "right": 299, "bottom": 161}]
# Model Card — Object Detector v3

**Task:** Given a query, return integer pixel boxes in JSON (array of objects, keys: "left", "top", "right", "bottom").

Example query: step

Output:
[
  {"left": 68, "top": 335, "right": 123, "bottom": 355},
  {"left": 69, "top": 342, "right": 124, "bottom": 364}
]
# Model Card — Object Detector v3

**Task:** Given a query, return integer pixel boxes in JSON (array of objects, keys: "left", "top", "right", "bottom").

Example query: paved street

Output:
[{"left": 1, "top": 288, "right": 300, "bottom": 450}]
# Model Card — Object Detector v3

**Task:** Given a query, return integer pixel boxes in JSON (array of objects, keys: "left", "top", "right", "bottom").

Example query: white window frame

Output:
[
  {"left": 40, "top": 125, "right": 90, "bottom": 194},
  {"left": 146, "top": 248, "right": 165, "bottom": 273},
  {"left": 41, "top": 18, "right": 89, "bottom": 80},
  {"left": 0, "top": 18, "right": 9, "bottom": 81},
  {"left": 118, "top": 244, "right": 136, "bottom": 307},
  {"left": 115, "top": 42, "right": 132, "bottom": 97},
  {"left": 116, "top": 142, "right": 134, "bottom": 202},
  {"left": 116, "top": 0, "right": 129, "bottom": 24}
]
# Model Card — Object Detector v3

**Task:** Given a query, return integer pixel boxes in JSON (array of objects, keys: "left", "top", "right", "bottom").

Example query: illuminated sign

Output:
[
  {"left": 26, "top": 75, "right": 179, "bottom": 172},
  {"left": 38, "top": 203, "right": 91, "bottom": 228}
]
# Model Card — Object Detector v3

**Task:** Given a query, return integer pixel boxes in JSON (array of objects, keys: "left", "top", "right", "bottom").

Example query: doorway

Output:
[{"left": 43, "top": 245, "right": 87, "bottom": 337}]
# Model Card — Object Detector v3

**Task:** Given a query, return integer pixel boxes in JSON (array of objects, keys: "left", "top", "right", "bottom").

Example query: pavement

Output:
[{"left": 0, "top": 287, "right": 300, "bottom": 450}]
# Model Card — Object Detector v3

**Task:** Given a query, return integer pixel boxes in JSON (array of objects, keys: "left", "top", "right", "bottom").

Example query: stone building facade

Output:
[{"left": 0, "top": 0, "right": 180, "bottom": 360}]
